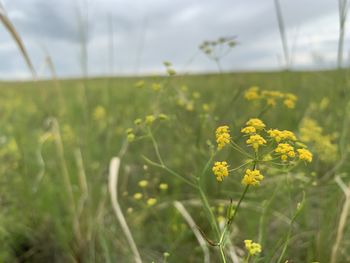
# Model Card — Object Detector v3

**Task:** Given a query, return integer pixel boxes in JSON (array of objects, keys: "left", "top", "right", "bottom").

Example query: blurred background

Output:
[{"left": 0, "top": 0, "right": 348, "bottom": 79}]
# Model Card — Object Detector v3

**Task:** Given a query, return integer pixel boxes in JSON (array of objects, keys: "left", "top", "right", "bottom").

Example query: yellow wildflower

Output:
[
  {"left": 134, "top": 118, "right": 142, "bottom": 125},
  {"left": 241, "top": 126, "right": 256, "bottom": 134},
  {"left": 133, "top": 193, "right": 143, "bottom": 200},
  {"left": 147, "top": 198, "right": 157, "bottom": 206},
  {"left": 212, "top": 161, "right": 229, "bottom": 182},
  {"left": 138, "top": 180, "right": 148, "bottom": 188},
  {"left": 246, "top": 134, "right": 266, "bottom": 150},
  {"left": 127, "top": 133, "right": 135, "bottom": 142},
  {"left": 297, "top": 148, "right": 313, "bottom": 162},
  {"left": 284, "top": 99, "right": 295, "bottom": 109},
  {"left": 285, "top": 93, "right": 298, "bottom": 101},
  {"left": 93, "top": 106, "right": 106, "bottom": 121},
  {"left": 268, "top": 129, "right": 297, "bottom": 142},
  {"left": 202, "top": 104, "right": 210, "bottom": 112},
  {"left": 242, "top": 169, "right": 264, "bottom": 186},
  {"left": 145, "top": 115, "right": 156, "bottom": 125},
  {"left": 215, "top": 125, "right": 231, "bottom": 149},
  {"left": 275, "top": 143, "right": 295, "bottom": 161},
  {"left": 159, "top": 183, "right": 168, "bottom": 190},
  {"left": 244, "top": 240, "right": 262, "bottom": 256},
  {"left": 244, "top": 86, "right": 260, "bottom": 100},
  {"left": 266, "top": 98, "right": 276, "bottom": 106},
  {"left": 246, "top": 118, "right": 266, "bottom": 130},
  {"left": 152, "top": 83, "right": 162, "bottom": 91}
]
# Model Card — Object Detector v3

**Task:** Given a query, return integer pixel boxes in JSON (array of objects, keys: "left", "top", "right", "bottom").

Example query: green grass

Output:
[{"left": 0, "top": 70, "right": 349, "bottom": 262}]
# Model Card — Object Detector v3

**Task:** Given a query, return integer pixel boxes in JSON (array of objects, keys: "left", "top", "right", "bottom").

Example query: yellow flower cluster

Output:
[
  {"left": 299, "top": 117, "right": 337, "bottom": 163},
  {"left": 268, "top": 129, "right": 296, "bottom": 142},
  {"left": 244, "top": 240, "right": 262, "bottom": 256},
  {"left": 244, "top": 86, "right": 298, "bottom": 109},
  {"left": 244, "top": 86, "right": 260, "bottom": 100},
  {"left": 283, "top": 93, "right": 298, "bottom": 109},
  {"left": 215, "top": 125, "right": 231, "bottom": 149},
  {"left": 297, "top": 148, "right": 313, "bottom": 162},
  {"left": 275, "top": 143, "right": 295, "bottom": 161},
  {"left": 241, "top": 118, "right": 267, "bottom": 151},
  {"left": 92, "top": 105, "right": 107, "bottom": 121},
  {"left": 246, "top": 134, "right": 266, "bottom": 151},
  {"left": 242, "top": 169, "right": 264, "bottom": 186},
  {"left": 246, "top": 118, "right": 266, "bottom": 130},
  {"left": 212, "top": 161, "right": 229, "bottom": 182}
]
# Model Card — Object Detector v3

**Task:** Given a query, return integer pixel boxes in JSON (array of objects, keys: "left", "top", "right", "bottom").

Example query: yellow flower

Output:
[
  {"left": 241, "top": 126, "right": 256, "bottom": 134},
  {"left": 297, "top": 148, "right": 313, "bottom": 162},
  {"left": 212, "top": 161, "right": 229, "bottom": 182},
  {"left": 275, "top": 143, "right": 295, "bottom": 161},
  {"left": 215, "top": 125, "right": 231, "bottom": 149},
  {"left": 246, "top": 118, "right": 266, "bottom": 130},
  {"left": 127, "top": 133, "right": 135, "bottom": 142},
  {"left": 266, "top": 98, "right": 276, "bottom": 106},
  {"left": 138, "top": 180, "right": 149, "bottom": 188},
  {"left": 202, "top": 103, "right": 210, "bottom": 112},
  {"left": 133, "top": 193, "right": 143, "bottom": 200},
  {"left": 285, "top": 93, "right": 298, "bottom": 101},
  {"left": 268, "top": 129, "right": 296, "bottom": 142},
  {"left": 147, "top": 198, "right": 157, "bottom": 206},
  {"left": 93, "top": 106, "right": 106, "bottom": 121},
  {"left": 159, "top": 183, "right": 168, "bottom": 190},
  {"left": 145, "top": 115, "right": 156, "bottom": 125},
  {"left": 134, "top": 118, "right": 142, "bottom": 125},
  {"left": 244, "top": 86, "right": 260, "bottom": 100},
  {"left": 246, "top": 134, "right": 266, "bottom": 150},
  {"left": 244, "top": 240, "right": 262, "bottom": 256},
  {"left": 152, "top": 83, "right": 162, "bottom": 91},
  {"left": 284, "top": 99, "right": 295, "bottom": 109},
  {"left": 242, "top": 169, "right": 264, "bottom": 186}
]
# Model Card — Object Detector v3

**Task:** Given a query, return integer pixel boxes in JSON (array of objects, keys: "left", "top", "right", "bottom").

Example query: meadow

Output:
[{"left": 0, "top": 68, "right": 349, "bottom": 262}]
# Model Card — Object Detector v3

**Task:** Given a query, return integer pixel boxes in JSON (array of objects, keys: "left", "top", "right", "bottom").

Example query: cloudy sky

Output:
[{"left": 0, "top": 0, "right": 349, "bottom": 79}]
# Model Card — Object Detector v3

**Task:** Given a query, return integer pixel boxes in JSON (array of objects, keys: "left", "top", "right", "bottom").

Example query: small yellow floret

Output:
[
  {"left": 284, "top": 99, "right": 296, "bottom": 109},
  {"left": 241, "top": 126, "right": 256, "bottom": 134},
  {"left": 145, "top": 115, "right": 156, "bottom": 125},
  {"left": 275, "top": 143, "right": 295, "bottom": 161},
  {"left": 244, "top": 86, "right": 260, "bottom": 100},
  {"left": 246, "top": 134, "right": 266, "bottom": 150},
  {"left": 244, "top": 240, "right": 262, "bottom": 256},
  {"left": 268, "top": 129, "right": 297, "bottom": 142},
  {"left": 159, "top": 183, "right": 168, "bottom": 190},
  {"left": 215, "top": 125, "right": 231, "bottom": 149},
  {"left": 147, "top": 198, "right": 157, "bottom": 206},
  {"left": 242, "top": 169, "right": 264, "bottom": 186},
  {"left": 212, "top": 161, "right": 229, "bottom": 182},
  {"left": 297, "top": 148, "right": 313, "bottom": 162},
  {"left": 133, "top": 193, "right": 143, "bottom": 200},
  {"left": 246, "top": 118, "right": 266, "bottom": 130},
  {"left": 138, "top": 180, "right": 149, "bottom": 188}
]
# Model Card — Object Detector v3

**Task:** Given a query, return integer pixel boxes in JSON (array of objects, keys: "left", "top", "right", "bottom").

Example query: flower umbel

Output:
[
  {"left": 244, "top": 240, "right": 262, "bottom": 256},
  {"left": 242, "top": 169, "right": 264, "bottom": 186},
  {"left": 297, "top": 148, "right": 313, "bottom": 162},
  {"left": 212, "top": 161, "right": 229, "bottom": 182},
  {"left": 275, "top": 143, "right": 295, "bottom": 161},
  {"left": 246, "top": 134, "right": 266, "bottom": 150},
  {"left": 246, "top": 118, "right": 266, "bottom": 130},
  {"left": 215, "top": 125, "right": 231, "bottom": 149}
]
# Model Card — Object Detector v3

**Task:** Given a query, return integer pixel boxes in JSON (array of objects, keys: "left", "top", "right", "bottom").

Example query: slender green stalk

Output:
[{"left": 273, "top": 0, "right": 289, "bottom": 69}]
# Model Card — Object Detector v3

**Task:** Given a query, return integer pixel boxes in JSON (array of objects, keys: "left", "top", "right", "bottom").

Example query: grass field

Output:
[{"left": 0, "top": 69, "right": 349, "bottom": 262}]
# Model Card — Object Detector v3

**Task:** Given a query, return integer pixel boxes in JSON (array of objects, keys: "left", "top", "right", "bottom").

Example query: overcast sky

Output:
[{"left": 0, "top": 0, "right": 349, "bottom": 79}]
